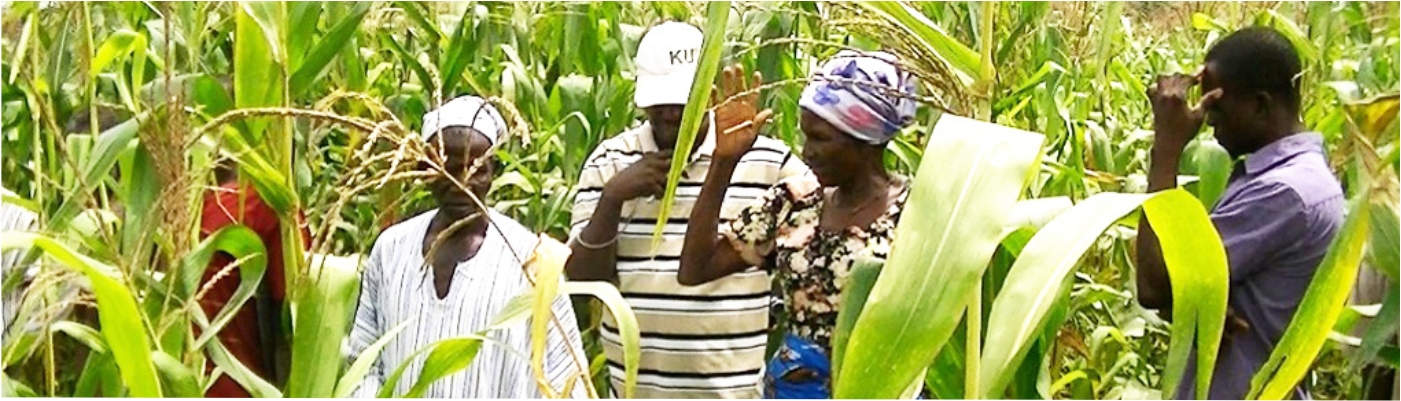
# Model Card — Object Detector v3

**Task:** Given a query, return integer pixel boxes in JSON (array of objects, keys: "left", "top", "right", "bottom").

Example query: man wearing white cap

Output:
[
  {"left": 565, "top": 22, "right": 810, "bottom": 398},
  {"left": 346, "top": 96, "right": 587, "bottom": 398}
]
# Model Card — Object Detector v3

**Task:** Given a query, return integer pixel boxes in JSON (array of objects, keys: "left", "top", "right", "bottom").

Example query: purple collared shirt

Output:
[{"left": 1179, "top": 133, "right": 1345, "bottom": 400}]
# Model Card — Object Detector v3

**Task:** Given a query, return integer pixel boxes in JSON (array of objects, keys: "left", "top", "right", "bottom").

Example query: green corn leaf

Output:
[
  {"left": 52, "top": 320, "right": 108, "bottom": 355},
  {"left": 832, "top": 256, "right": 885, "bottom": 385},
  {"left": 834, "top": 115, "right": 1045, "bottom": 398},
  {"left": 49, "top": 117, "right": 140, "bottom": 234},
  {"left": 1353, "top": 286, "right": 1399, "bottom": 370},
  {"left": 1248, "top": 189, "right": 1372, "bottom": 400},
  {"left": 652, "top": 1, "right": 730, "bottom": 248},
  {"left": 379, "top": 32, "right": 436, "bottom": 96},
  {"left": 182, "top": 225, "right": 268, "bottom": 351},
  {"left": 206, "top": 333, "right": 282, "bottom": 398},
  {"left": 74, "top": 352, "right": 120, "bottom": 397},
  {"left": 404, "top": 336, "right": 487, "bottom": 398},
  {"left": 333, "top": 318, "right": 416, "bottom": 398},
  {"left": 289, "top": 2, "right": 371, "bottom": 98},
  {"left": 562, "top": 281, "right": 638, "bottom": 398},
  {"left": 0, "top": 233, "right": 161, "bottom": 397},
  {"left": 376, "top": 334, "right": 488, "bottom": 398},
  {"left": 856, "top": 2, "right": 982, "bottom": 87},
  {"left": 1367, "top": 196, "right": 1399, "bottom": 279},
  {"left": 1143, "top": 189, "right": 1230, "bottom": 400},
  {"left": 3, "top": 372, "right": 37, "bottom": 397},
  {"left": 980, "top": 192, "right": 1153, "bottom": 397},
  {"left": 1188, "top": 139, "right": 1233, "bottom": 210},
  {"left": 234, "top": 1, "right": 285, "bottom": 143},
  {"left": 438, "top": 4, "right": 479, "bottom": 98},
  {"left": 89, "top": 29, "right": 143, "bottom": 78},
  {"left": 286, "top": 253, "right": 363, "bottom": 398},
  {"left": 152, "top": 351, "right": 201, "bottom": 397}
]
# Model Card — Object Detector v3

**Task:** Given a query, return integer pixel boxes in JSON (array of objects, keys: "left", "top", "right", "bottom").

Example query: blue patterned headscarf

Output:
[{"left": 798, "top": 51, "right": 919, "bottom": 145}]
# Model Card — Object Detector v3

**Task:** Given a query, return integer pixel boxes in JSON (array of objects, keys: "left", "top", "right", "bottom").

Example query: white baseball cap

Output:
[{"left": 633, "top": 21, "right": 703, "bottom": 108}]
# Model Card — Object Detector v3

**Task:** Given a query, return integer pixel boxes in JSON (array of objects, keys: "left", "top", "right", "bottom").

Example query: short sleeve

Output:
[
  {"left": 1209, "top": 182, "right": 1307, "bottom": 283},
  {"left": 724, "top": 179, "right": 812, "bottom": 268},
  {"left": 777, "top": 150, "right": 812, "bottom": 181},
  {"left": 569, "top": 146, "right": 615, "bottom": 241}
]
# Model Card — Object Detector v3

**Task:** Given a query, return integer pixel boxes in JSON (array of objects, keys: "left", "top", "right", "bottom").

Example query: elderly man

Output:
[{"left": 346, "top": 95, "right": 587, "bottom": 398}]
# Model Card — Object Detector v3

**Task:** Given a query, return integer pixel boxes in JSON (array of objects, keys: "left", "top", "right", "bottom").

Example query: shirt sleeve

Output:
[
  {"left": 346, "top": 239, "right": 386, "bottom": 398},
  {"left": 724, "top": 183, "right": 795, "bottom": 269},
  {"left": 777, "top": 149, "right": 812, "bottom": 181},
  {"left": 569, "top": 146, "right": 615, "bottom": 242},
  {"left": 542, "top": 287, "right": 589, "bottom": 398},
  {"left": 1209, "top": 181, "right": 1307, "bottom": 283}
]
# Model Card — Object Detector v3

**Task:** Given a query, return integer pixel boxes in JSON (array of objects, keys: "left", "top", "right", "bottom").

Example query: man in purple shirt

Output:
[{"left": 1135, "top": 27, "right": 1345, "bottom": 399}]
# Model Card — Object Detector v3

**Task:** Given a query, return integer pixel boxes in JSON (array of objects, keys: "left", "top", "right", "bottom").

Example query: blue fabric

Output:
[{"left": 763, "top": 334, "right": 831, "bottom": 399}]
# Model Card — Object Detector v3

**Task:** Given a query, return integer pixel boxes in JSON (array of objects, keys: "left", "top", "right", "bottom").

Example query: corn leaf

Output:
[
  {"left": 49, "top": 117, "right": 140, "bottom": 234},
  {"left": 832, "top": 256, "right": 885, "bottom": 385},
  {"left": 0, "top": 233, "right": 161, "bottom": 397},
  {"left": 289, "top": 2, "right": 371, "bottom": 98},
  {"left": 856, "top": 2, "right": 981, "bottom": 86},
  {"left": 152, "top": 351, "right": 201, "bottom": 397},
  {"left": 1143, "top": 189, "right": 1230, "bottom": 399},
  {"left": 205, "top": 333, "right": 282, "bottom": 398},
  {"left": 3, "top": 373, "right": 37, "bottom": 397},
  {"left": 834, "top": 115, "right": 1045, "bottom": 398},
  {"left": 1188, "top": 139, "right": 1233, "bottom": 210},
  {"left": 1368, "top": 196, "right": 1399, "bottom": 279},
  {"left": 286, "top": 253, "right": 362, "bottom": 398},
  {"left": 652, "top": 1, "right": 730, "bottom": 246},
  {"left": 563, "top": 281, "right": 640, "bottom": 398},
  {"left": 980, "top": 192, "right": 1152, "bottom": 397},
  {"left": 1353, "top": 286, "right": 1399, "bottom": 370},
  {"left": 183, "top": 225, "right": 268, "bottom": 350},
  {"left": 234, "top": 1, "right": 283, "bottom": 143},
  {"left": 74, "top": 352, "right": 120, "bottom": 397},
  {"left": 529, "top": 236, "right": 569, "bottom": 394},
  {"left": 375, "top": 333, "right": 491, "bottom": 398},
  {"left": 332, "top": 318, "right": 416, "bottom": 398},
  {"left": 89, "top": 29, "right": 143, "bottom": 77},
  {"left": 52, "top": 320, "right": 108, "bottom": 355},
  {"left": 1247, "top": 189, "right": 1372, "bottom": 399},
  {"left": 404, "top": 336, "right": 486, "bottom": 398}
]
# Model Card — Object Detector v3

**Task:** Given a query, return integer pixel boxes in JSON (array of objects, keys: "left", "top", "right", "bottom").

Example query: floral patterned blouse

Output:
[{"left": 726, "top": 175, "right": 909, "bottom": 353}]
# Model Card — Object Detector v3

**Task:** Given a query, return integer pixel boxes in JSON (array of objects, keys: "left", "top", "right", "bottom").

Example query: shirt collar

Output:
[
  {"left": 637, "top": 113, "right": 717, "bottom": 164},
  {"left": 1244, "top": 133, "right": 1325, "bottom": 175}
]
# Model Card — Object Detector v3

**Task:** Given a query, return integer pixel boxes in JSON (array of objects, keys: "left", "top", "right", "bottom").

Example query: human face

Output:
[
  {"left": 644, "top": 104, "right": 710, "bottom": 151},
  {"left": 426, "top": 128, "right": 495, "bottom": 219},
  {"left": 1201, "top": 63, "right": 1268, "bottom": 156},
  {"left": 799, "top": 109, "right": 869, "bottom": 188}
]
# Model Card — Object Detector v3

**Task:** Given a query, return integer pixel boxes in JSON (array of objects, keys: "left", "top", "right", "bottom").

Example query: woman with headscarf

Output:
[{"left": 678, "top": 51, "right": 920, "bottom": 398}]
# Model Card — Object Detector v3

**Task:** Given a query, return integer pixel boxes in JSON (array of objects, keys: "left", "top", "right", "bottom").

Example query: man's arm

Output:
[
  {"left": 677, "top": 155, "right": 754, "bottom": 286},
  {"left": 1135, "top": 146, "right": 1182, "bottom": 311},
  {"left": 1135, "top": 74, "right": 1222, "bottom": 312},
  {"left": 564, "top": 149, "right": 671, "bottom": 284},
  {"left": 564, "top": 150, "right": 625, "bottom": 284}
]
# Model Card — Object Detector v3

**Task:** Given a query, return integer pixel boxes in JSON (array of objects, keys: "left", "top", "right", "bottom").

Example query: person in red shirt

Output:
[{"left": 198, "top": 165, "right": 307, "bottom": 397}]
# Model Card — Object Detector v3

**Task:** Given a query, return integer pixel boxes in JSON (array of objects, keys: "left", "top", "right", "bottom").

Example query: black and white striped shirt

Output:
[{"left": 571, "top": 122, "right": 810, "bottom": 398}]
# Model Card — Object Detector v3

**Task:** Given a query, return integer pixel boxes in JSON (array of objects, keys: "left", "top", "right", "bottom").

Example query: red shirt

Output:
[{"left": 198, "top": 183, "right": 306, "bottom": 397}]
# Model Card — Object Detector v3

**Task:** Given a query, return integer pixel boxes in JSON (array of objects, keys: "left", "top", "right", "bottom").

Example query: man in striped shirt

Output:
[
  {"left": 346, "top": 96, "right": 587, "bottom": 398},
  {"left": 564, "top": 22, "right": 810, "bottom": 398}
]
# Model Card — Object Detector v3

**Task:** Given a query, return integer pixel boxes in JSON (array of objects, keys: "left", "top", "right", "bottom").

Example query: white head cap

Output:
[
  {"left": 420, "top": 95, "right": 508, "bottom": 145},
  {"left": 632, "top": 21, "right": 704, "bottom": 108}
]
